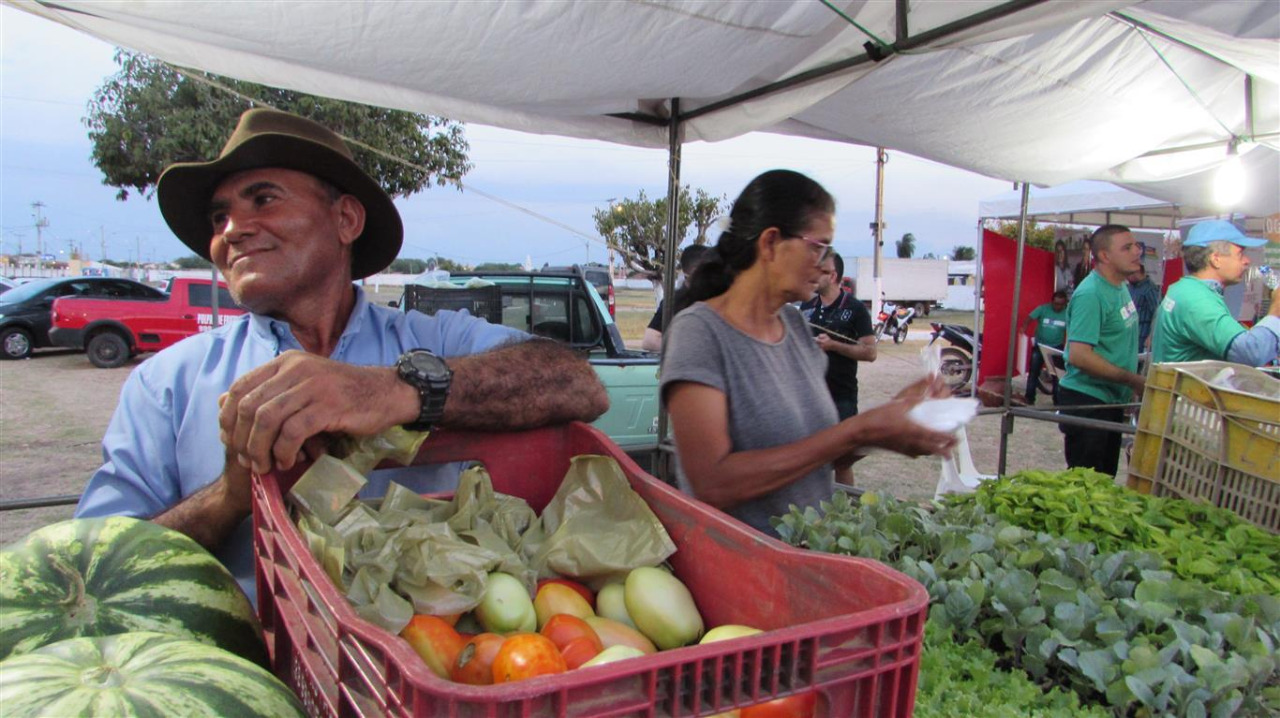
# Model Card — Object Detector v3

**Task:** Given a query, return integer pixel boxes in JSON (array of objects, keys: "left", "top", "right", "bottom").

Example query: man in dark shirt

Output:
[
  {"left": 799, "top": 251, "right": 876, "bottom": 419},
  {"left": 642, "top": 244, "right": 710, "bottom": 352}
]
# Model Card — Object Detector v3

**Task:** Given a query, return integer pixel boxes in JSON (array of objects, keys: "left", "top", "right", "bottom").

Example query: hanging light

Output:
[{"left": 1212, "top": 139, "right": 1245, "bottom": 208}]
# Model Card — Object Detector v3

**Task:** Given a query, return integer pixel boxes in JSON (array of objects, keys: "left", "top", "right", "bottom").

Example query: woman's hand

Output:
[{"left": 846, "top": 377, "right": 957, "bottom": 458}]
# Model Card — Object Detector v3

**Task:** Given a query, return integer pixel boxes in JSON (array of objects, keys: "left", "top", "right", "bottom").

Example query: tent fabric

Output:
[{"left": 11, "top": 0, "right": 1278, "bottom": 212}]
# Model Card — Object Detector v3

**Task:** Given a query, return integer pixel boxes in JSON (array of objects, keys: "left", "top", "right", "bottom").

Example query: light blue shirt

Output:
[{"left": 76, "top": 287, "right": 527, "bottom": 602}]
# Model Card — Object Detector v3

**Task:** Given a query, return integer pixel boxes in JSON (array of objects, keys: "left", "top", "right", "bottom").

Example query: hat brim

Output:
[{"left": 157, "top": 134, "right": 402, "bottom": 279}]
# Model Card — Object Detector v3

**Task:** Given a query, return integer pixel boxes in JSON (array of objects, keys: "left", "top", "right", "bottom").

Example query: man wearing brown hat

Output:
[{"left": 75, "top": 109, "right": 608, "bottom": 601}]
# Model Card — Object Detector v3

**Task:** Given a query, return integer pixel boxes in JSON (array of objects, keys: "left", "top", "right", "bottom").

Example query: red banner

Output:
[{"left": 979, "top": 230, "right": 1055, "bottom": 384}]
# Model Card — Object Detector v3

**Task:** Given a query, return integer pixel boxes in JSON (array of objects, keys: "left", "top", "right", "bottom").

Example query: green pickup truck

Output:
[{"left": 397, "top": 271, "right": 661, "bottom": 466}]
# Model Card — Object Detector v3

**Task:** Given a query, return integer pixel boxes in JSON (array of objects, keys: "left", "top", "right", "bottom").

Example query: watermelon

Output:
[
  {"left": 0, "top": 631, "right": 304, "bottom": 717},
  {"left": 0, "top": 516, "right": 267, "bottom": 665}
]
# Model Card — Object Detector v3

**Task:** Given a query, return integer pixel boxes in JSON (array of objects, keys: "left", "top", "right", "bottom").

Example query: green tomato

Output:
[{"left": 475, "top": 572, "right": 536, "bottom": 634}]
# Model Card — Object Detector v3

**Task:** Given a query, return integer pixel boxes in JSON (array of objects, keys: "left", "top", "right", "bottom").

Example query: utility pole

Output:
[
  {"left": 870, "top": 149, "right": 888, "bottom": 321},
  {"left": 101, "top": 226, "right": 107, "bottom": 263},
  {"left": 32, "top": 202, "right": 48, "bottom": 272}
]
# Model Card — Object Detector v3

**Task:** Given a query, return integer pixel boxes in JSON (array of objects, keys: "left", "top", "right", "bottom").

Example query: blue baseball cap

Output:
[{"left": 1184, "top": 220, "right": 1267, "bottom": 248}]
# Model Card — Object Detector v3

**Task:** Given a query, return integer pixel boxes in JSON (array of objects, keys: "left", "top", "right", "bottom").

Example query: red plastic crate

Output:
[{"left": 252, "top": 422, "right": 928, "bottom": 717}]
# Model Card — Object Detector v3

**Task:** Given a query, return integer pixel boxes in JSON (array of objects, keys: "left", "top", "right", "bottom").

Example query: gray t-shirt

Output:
[{"left": 660, "top": 302, "right": 838, "bottom": 535}]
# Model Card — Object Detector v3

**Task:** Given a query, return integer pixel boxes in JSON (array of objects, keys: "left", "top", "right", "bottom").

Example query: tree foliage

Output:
[
  {"left": 592, "top": 186, "right": 725, "bottom": 282},
  {"left": 952, "top": 245, "right": 976, "bottom": 261},
  {"left": 172, "top": 255, "right": 213, "bottom": 269},
  {"left": 896, "top": 232, "right": 916, "bottom": 258},
  {"left": 85, "top": 51, "right": 472, "bottom": 201},
  {"left": 474, "top": 262, "right": 524, "bottom": 272},
  {"left": 987, "top": 220, "right": 1056, "bottom": 251}
]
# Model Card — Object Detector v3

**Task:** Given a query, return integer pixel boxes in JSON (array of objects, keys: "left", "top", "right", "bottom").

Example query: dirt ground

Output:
[{"left": 0, "top": 292, "right": 1124, "bottom": 547}]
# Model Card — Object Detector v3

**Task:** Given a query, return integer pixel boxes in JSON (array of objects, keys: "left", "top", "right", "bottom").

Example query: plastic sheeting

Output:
[{"left": 9, "top": 0, "right": 1278, "bottom": 210}]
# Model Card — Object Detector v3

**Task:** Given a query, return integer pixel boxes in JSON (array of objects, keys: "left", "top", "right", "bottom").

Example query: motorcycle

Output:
[
  {"left": 927, "top": 322, "right": 978, "bottom": 392},
  {"left": 874, "top": 301, "right": 916, "bottom": 344}
]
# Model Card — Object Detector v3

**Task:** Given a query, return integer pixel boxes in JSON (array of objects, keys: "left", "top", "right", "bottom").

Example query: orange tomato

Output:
[
  {"left": 450, "top": 632, "right": 506, "bottom": 685},
  {"left": 540, "top": 614, "right": 603, "bottom": 652},
  {"left": 491, "top": 633, "right": 568, "bottom": 683},
  {"left": 739, "top": 691, "right": 817, "bottom": 718},
  {"left": 537, "top": 577, "right": 595, "bottom": 606},
  {"left": 400, "top": 615, "right": 466, "bottom": 680},
  {"left": 559, "top": 636, "right": 602, "bottom": 669},
  {"left": 534, "top": 583, "right": 595, "bottom": 628}
]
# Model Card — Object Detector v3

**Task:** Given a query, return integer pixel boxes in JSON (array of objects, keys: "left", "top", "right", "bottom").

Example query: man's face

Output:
[
  {"left": 1213, "top": 243, "right": 1251, "bottom": 285},
  {"left": 1100, "top": 231, "right": 1143, "bottom": 275},
  {"left": 1052, "top": 295, "right": 1067, "bottom": 312},
  {"left": 208, "top": 168, "right": 361, "bottom": 313},
  {"left": 816, "top": 256, "right": 838, "bottom": 293}
]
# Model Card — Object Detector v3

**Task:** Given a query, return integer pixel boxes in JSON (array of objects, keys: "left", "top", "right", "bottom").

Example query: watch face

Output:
[{"left": 409, "top": 350, "right": 451, "bottom": 382}]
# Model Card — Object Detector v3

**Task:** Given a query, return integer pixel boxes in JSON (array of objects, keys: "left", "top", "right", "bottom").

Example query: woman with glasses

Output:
[{"left": 661, "top": 169, "right": 955, "bottom": 537}]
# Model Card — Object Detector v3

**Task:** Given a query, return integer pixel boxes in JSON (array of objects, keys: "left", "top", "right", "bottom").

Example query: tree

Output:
[
  {"left": 389, "top": 258, "right": 428, "bottom": 275},
  {"left": 951, "top": 245, "right": 976, "bottom": 260},
  {"left": 85, "top": 51, "right": 472, "bottom": 201},
  {"left": 173, "top": 255, "right": 213, "bottom": 269},
  {"left": 592, "top": 186, "right": 726, "bottom": 284},
  {"left": 987, "top": 220, "right": 1056, "bottom": 251},
  {"left": 474, "top": 262, "right": 524, "bottom": 271},
  {"left": 896, "top": 233, "right": 916, "bottom": 258},
  {"left": 922, "top": 252, "right": 937, "bottom": 260}
]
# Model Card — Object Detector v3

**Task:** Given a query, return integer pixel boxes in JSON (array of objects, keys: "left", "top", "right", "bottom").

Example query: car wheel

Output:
[
  {"left": 87, "top": 332, "right": 130, "bottom": 369},
  {"left": 0, "top": 327, "right": 33, "bottom": 359}
]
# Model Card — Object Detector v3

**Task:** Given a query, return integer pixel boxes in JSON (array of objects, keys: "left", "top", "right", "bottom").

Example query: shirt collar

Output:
[
  {"left": 246, "top": 285, "right": 370, "bottom": 357},
  {"left": 1194, "top": 276, "right": 1226, "bottom": 295}
]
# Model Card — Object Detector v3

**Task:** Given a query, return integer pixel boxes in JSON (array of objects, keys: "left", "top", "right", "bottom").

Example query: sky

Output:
[{"left": 0, "top": 5, "right": 1013, "bottom": 270}]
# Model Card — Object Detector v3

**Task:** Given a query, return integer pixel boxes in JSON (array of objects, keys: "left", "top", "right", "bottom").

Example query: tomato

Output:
[
  {"left": 400, "top": 615, "right": 466, "bottom": 680},
  {"left": 451, "top": 633, "right": 506, "bottom": 685},
  {"left": 540, "top": 614, "right": 603, "bottom": 652},
  {"left": 537, "top": 577, "right": 595, "bottom": 606},
  {"left": 534, "top": 583, "right": 595, "bottom": 628},
  {"left": 491, "top": 633, "right": 568, "bottom": 683},
  {"left": 739, "top": 691, "right": 817, "bottom": 718},
  {"left": 559, "top": 636, "right": 602, "bottom": 669}
]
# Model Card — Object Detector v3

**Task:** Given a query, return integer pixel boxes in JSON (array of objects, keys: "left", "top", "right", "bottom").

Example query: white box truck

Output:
[{"left": 848, "top": 257, "right": 949, "bottom": 315}]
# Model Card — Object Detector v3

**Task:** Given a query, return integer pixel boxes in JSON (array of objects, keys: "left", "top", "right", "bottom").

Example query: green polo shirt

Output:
[
  {"left": 1061, "top": 270, "right": 1139, "bottom": 404},
  {"left": 1150, "top": 276, "right": 1245, "bottom": 363},
  {"left": 1028, "top": 303, "right": 1067, "bottom": 347}
]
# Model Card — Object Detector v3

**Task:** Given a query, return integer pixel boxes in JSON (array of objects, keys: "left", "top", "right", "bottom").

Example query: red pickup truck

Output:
[{"left": 49, "top": 277, "right": 245, "bottom": 368}]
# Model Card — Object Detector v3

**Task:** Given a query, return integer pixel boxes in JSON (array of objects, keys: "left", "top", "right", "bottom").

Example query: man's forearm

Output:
[
  {"left": 829, "top": 339, "right": 877, "bottom": 362},
  {"left": 443, "top": 339, "right": 609, "bottom": 430},
  {"left": 1225, "top": 317, "right": 1280, "bottom": 367},
  {"left": 151, "top": 476, "right": 250, "bottom": 553},
  {"left": 1067, "top": 342, "right": 1143, "bottom": 393}
]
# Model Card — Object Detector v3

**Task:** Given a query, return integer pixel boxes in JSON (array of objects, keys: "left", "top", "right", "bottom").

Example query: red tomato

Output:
[
  {"left": 492, "top": 633, "right": 568, "bottom": 683},
  {"left": 537, "top": 578, "right": 594, "bottom": 606},
  {"left": 559, "top": 636, "right": 602, "bottom": 669},
  {"left": 540, "top": 614, "right": 603, "bottom": 652},
  {"left": 739, "top": 691, "right": 817, "bottom": 718},
  {"left": 451, "top": 633, "right": 506, "bottom": 685},
  {"left": 400, "top": 615, "right": 466, "bottom": 680}
]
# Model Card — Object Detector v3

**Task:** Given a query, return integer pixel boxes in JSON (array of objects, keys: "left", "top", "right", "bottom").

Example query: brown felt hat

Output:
[{"left": 157, "top": 108, "right": 403, "bottom": 279}]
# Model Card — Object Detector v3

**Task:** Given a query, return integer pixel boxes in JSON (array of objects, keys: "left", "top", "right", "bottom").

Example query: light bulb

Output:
[{"left": 1213, "top": 152, "right": 1245, "bottom": 207}]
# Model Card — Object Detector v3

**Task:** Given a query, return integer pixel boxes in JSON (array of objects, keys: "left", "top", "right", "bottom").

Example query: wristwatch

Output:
[{"left": 395, "top": 349, "right": 452, "bottom": 432}]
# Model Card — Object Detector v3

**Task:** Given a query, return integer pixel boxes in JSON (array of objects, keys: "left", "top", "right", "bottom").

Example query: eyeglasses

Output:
[{"left": 788, "top": 235, "right": 834, "bottom": 263}]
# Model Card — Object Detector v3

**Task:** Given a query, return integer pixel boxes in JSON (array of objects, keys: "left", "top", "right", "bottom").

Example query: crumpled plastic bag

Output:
[
  {"left": 289, "top": 459, "right": 537, "bottom": 633},
  {"left": 520, "top": 455, "right": 676, "bottom": 584},
  {"left": 332, "top": 426, "right": 431, "bottom": 476}
]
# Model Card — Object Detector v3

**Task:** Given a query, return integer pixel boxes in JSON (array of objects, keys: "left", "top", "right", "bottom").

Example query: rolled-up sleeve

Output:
[
  {"left": 1225, "top": 316, "right": 1280, "bottom": 367},
  {"left": 76, "top": 368, "right": 180, "bottom": 519}
]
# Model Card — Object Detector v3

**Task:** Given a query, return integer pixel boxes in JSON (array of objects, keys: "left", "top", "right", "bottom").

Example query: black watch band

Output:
[{"left": 395, "top": 349, "right": 452, "bottom": 431}]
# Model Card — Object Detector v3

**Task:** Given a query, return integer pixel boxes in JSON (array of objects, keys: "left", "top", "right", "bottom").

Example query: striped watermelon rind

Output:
[
  {"left": 0, "top": 631, "right": 304, "bottom": 717},
  {"left": 0, "top": 516, "right": 267, "bottom": 665}
]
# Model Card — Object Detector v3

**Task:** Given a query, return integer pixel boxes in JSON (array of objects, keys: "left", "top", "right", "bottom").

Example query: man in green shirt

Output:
[
  {"left": 1151, "top": 220, "right": 1280, "bottom": 366},
  {"left": 1059, "top": 225, "right": 1145, "bottom": 477},
  {"left": 1022, "top": 290, "right": 1068, "bottom": 404}
]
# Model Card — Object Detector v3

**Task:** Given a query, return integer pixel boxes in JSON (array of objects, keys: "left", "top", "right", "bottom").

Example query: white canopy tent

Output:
[
  {"left": 8, "top": 0, "right": 1278, "bottom": 214},
  {"left": 978, "top": 180, "right": 1270, "bottom": 234}
]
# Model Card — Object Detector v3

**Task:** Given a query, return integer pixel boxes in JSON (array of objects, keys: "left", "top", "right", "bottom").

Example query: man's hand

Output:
[
  {"left": 1269, "top": 285, "right": 1280, "bottom": 319},
  {"left": 219, "top": 351, "right": 418, "bottom": 475},
  {"left": 815, "top": 333, "right": 834, "bottom": 351}
]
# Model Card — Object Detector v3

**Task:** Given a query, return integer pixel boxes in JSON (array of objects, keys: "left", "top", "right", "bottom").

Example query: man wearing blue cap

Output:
[{"left": 1151, "top": 220, "right": 1280, "bottom": 365}]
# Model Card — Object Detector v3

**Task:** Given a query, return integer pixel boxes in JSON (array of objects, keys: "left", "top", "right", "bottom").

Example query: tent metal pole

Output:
[
  {"left": 656, "top": 98, "right": 683, "bottom": 470},
  {"left": 895, "top": 0, "right": 909, "bottom": 41},
  {"left": 997, "top": 181, "right": 1031, "bottom": 476},
  {"left": 972, "top": 221, "right": 982, "bottom": 399},
  {"left": 872, "top": 148, "right": 887, "bottom": 321}
]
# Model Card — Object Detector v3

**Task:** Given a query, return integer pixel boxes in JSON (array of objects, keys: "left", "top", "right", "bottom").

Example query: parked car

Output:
[
  {"left": 542, "top": 263, "right": 615, "bottom": 318},
  {"left": 0, "top": 277, "right": 165, "bottom": 360},
  {"left": 0, "top": 276, "right": 16, "bottom": 295},
  {"left": 49, "top": 277, "right": 245, "bottom": 368},
  {"left": 396, "top": 270, "right": 658, "bottom": 462}
]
